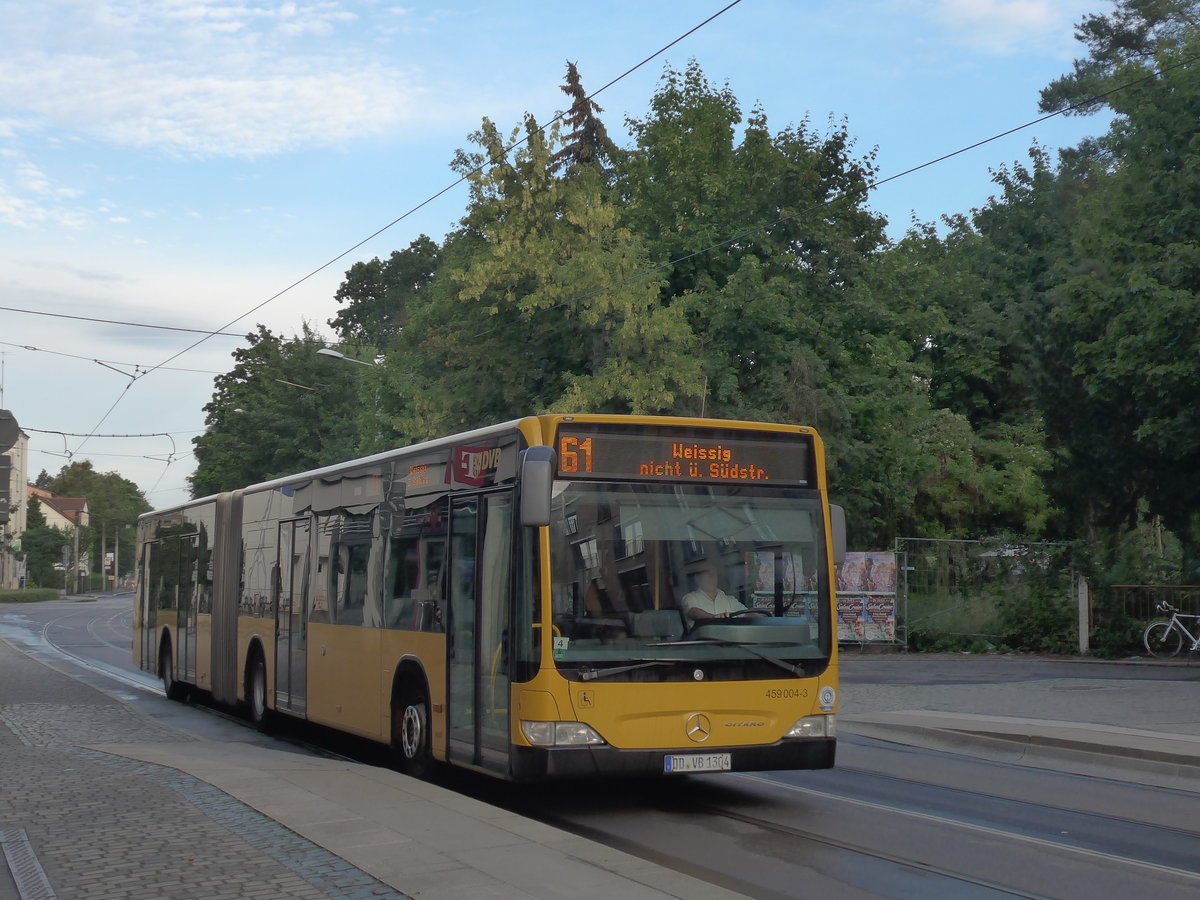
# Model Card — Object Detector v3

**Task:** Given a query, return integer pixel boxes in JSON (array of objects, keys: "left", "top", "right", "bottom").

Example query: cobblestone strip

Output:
[
  {"left": 80, "top": 751, "right": 411, "bottom": 900},
  {"left": 0, "top": 828, "right": 57, "bottom": 900},
  {"left": 1, "top": 701, "right": 411, "bottom": 900},
  {"left": 0, "top": 703, "right": 191, "bottom": 749}
]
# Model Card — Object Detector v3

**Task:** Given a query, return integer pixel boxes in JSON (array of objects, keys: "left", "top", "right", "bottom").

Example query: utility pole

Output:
[{"left": 72, "top": 518, "right": 80, "bottom": 595}]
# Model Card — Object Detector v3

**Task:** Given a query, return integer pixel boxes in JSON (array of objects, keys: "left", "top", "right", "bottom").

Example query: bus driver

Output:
[{"left": 681, "top": 565, "right": 760, "bottom": 622}]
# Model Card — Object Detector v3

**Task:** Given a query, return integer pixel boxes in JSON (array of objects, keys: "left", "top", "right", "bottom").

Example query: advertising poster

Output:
[
  {"left": 837, "top": 594, "right": 864, "bottom": 642},
  {"left": 836, "top": 552, "right": 898, "bottom": 643},
  {"left": 747, "top": 551, "right": 818, "bottom": 617}
]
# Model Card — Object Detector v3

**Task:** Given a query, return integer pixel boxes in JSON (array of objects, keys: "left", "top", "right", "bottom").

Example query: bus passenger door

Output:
[
  {"left": 447, "top": 492, "right": 514, "bottom": 773},
  {"left": 139, "top": 542, "right": 157, "bottom": 672},
  {"left": 177, "top": 534, "right": 198, "bottom": 687},
  {"left": 274, "top": 517, "right": 310, "bottom": 714}
]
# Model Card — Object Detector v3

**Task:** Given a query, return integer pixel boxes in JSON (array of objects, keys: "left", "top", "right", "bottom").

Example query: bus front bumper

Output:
[{"left": 510, "top": 737, "right": 835, "bottom": 781}]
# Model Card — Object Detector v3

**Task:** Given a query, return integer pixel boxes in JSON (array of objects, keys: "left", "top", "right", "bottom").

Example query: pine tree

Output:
[{"left": 550, "top": 62, "right": 618, "bottom": 174}]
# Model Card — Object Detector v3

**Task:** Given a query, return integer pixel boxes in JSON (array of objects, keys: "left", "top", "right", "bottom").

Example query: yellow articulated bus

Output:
[{"left": 134, "top": 415, "right": 845, "bottom": 780}]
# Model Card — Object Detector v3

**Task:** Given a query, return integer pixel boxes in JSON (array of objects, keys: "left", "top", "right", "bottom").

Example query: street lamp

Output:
[{"left": 317, "top": 348, "right": 374, "bottom": 367}]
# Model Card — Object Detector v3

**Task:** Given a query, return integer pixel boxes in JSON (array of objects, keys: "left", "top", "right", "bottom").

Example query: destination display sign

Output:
[{"left": 555, "top": 425, "right": 813, "bottom": 486}]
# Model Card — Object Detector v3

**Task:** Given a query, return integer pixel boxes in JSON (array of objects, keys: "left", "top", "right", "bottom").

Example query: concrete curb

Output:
[{"left": 842, "top": 711, "right": 1200, "bottom": 793}]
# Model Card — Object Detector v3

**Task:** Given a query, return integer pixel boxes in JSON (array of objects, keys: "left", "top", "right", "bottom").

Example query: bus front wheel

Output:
[{"left": 393, "top": 683, "right": 433, "bottom": 779}]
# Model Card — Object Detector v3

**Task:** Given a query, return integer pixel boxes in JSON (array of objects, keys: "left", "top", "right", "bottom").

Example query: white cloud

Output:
[
  {"left": 16, "top": 161, "right": 52, "bottom": 194},
  {"left": 17, "top": 59, "right": 421, "bottom": 157},
  {"left": 927, "top": 0, "right": 1095, "bottom": 55},
  {"left": 0, "top": 173, "right": 89, "bottom": 228},
  {"left": 0, "top": 154, "right": 95, "bottom": 227},
  {"left": 0, "top": 1, "right": 423, "bottom": 158}
]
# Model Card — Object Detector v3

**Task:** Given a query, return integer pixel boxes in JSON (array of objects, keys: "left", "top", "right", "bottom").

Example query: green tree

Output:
[
  {"left": 924, "top": 147, "right": 1081, "bottom": 430},
  {"left": 327, "top": 235, "right": 442, "bottom": 353},
  {"left": 618, "top": 62, "right": 989, "bottom": 548},
  {"left": 20, "top": 496, "right": 69, "bottom": 588},
  {"left": 1048, "top": 27, "right": 1200, "bottom": 572},
  {"left": 1040, "top": 0, "right": 1199, "bottom": 116},
  {"left": 326, "top": 58, "right": 1075, "bottom": 553},
  {"left": 48, "top": 460, "right": 150, "bottom": 582},
  {"left": 619, "top": 63, "right": 892, "bottom": 417},
  {"left": 362, "top": 96, "right": 703, "bottom": 448},
  {"left": 190, "top": 324, "right": 363, "bottom": 496},
  {"left": 551, "top": 61, "right": 620, "bottom": 174}
]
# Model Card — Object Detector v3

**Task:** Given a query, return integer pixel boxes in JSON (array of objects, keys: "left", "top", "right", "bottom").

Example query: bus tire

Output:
[
  {"left": 393, "top": 681, "right": 433, "bottom": 779},
  {"left": 247, "top": 650, "right": 271, "bottom": 731},
  {"left": 159, "top": 638, "right": 185, "bottom": 701}
]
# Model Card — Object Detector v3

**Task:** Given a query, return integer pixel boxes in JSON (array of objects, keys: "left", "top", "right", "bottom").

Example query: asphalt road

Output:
[{"left": 6, "top": 594, "right": 1200, "bottom": 899}]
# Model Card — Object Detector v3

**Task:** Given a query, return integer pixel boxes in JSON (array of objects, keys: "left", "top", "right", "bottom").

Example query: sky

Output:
[{"left": 1, "top": 0, "right": 1114, "bottom": 511}]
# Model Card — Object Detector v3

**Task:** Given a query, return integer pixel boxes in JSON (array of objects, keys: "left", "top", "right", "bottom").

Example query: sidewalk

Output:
[
  {"left": 0, "top": 632, "right": 742, "bottom": 900},
  {"left": 4, "top": 626, "right": 1200, "bottom": 900},
  {"left": 838, "top": 653, "right": 1200, "bottom": 793}
]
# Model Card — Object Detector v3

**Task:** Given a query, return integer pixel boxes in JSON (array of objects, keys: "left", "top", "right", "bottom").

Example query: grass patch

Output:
[{"left": 0, "top": 588, "right": 61, "bottom": 603}]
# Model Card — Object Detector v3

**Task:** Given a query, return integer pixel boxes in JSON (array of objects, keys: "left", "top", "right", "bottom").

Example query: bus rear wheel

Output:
[
  {"left": 248, "top": 652, "right": 270, "bottom": 730},
  {"left": 393, "top": 684, "right": 433, "bottom": 779},
  {"left": 160, "top": 641, "right": 185, "bottom": 701}
]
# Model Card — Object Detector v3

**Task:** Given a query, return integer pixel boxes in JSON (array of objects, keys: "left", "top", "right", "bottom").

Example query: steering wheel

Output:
[{"left": 724, "top": 608, "right": 767, "bottom": 619}]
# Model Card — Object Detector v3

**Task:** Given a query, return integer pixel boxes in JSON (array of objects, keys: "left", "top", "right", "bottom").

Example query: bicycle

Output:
[{"left": 1142, "top": 600, "right": 1200, "bottom": 658}]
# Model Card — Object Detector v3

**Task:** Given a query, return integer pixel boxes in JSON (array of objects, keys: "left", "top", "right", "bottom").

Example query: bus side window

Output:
[
  {"left": 385, "top": 536, "right": 420, "bottom": 629},
  {"left": 338, "top": 543, "right": 370, "bottom": 626},
  {"left": 309, "top": 550, "right": 331, "bottom": 623},
  {"left": 419, "top": 535, "right": 447, "bottom": 632}
]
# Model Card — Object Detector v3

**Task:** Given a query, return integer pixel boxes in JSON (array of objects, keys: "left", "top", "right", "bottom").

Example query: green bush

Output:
[
  {"left": 1089, "top": 607, "right": 1145, "bottom": 658},
  {"left": 0, "top": 588, "right": 60, "bottom": 603},
  {"left": 996, "top": 591, "right": 1076, "bottom": 653}
]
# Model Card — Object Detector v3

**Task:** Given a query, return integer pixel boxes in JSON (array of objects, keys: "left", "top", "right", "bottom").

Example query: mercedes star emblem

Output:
[{"left": 686, "top": 713, "right": 712, "bottom": 743}]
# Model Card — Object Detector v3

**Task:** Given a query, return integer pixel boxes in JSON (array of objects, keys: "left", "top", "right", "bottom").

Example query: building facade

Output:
[{"left": 0, "top": 414, "right": 29, "bottom": 590}]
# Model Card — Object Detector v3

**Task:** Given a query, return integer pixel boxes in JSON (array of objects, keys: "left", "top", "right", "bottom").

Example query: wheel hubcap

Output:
[{"left": 401, "top": 704, "right": 423, "bottom": 758}]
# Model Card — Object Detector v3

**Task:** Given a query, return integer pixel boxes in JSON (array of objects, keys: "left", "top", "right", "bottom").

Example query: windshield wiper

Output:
[
  {"left": 579, "top": 660, "right": 678, "bottom": 681},
  {"left": 661, "top": 637, "right": 806, "bottom": 678}
]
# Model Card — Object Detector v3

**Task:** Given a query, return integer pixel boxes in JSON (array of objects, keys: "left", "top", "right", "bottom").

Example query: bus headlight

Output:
[
  {"left": 785, "top": 714, "right": 836, "bottom": 739},
  {"left": 520, "top": 721, "right": 606, "bottom": 747}
]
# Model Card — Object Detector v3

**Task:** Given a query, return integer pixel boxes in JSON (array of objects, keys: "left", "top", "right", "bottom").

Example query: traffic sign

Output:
[{"left": 0, "top": 410, "right": 17, "bottom": 453}]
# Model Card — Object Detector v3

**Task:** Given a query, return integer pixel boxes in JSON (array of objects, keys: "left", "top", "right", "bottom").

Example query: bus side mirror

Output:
[
  {"left": 520, "top": 446, "right": 557, "bottom": 527},
  {"left": 829, "top": 504, "right": 847, "bottom": 566}
]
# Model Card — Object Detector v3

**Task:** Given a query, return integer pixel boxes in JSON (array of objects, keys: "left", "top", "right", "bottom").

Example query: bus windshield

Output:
[{"left": 548, "top": 481, "right": 832, "bottom": 682}]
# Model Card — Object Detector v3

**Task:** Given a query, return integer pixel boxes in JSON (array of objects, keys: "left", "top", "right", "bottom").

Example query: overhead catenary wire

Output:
[
  {"left": 62, "top": 0, "right": 750, "bottom": 469},
  {"left": 0, "top": 305, "right": 247, "bottom": 337},
  {"left": 137, "top": 0, "right": 750, "bottom": 380},
  {"left": 24, "top": 428, "right": 196, "bottom": 439},
  {"left": 0, "top": 340, "right": 224, "bottom": 375},
  {"left": 52, "top": 15, "right": 1195, "bottom": 496}
]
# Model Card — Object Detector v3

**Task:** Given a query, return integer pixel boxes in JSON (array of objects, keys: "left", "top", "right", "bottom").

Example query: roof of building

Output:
[{"left": 27, "top": 486, "right": 89, "bottom": 526}]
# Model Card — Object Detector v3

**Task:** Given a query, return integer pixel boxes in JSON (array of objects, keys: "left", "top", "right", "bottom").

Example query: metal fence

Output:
[
  {"left": 893, "top": 537, "right": 1076, "bottom": 651},
  {"left": 1089, "top": 585, "right": 1200, "bottom": 655},
  {"left": 860, "top": 539, "right": 1199, "bottom": 655},
  {"left": 1105, "top": 585, "right": 1200, "bottom": 621}
]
